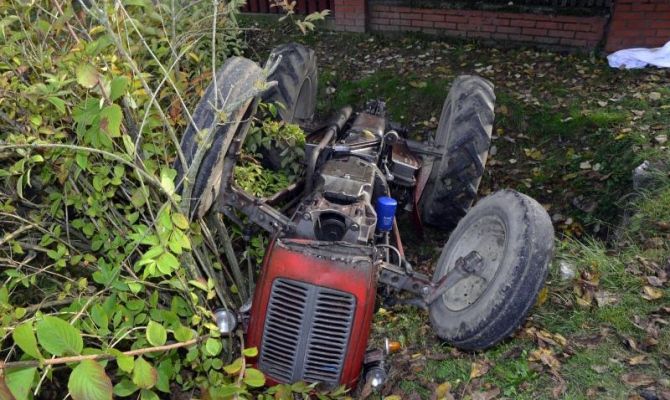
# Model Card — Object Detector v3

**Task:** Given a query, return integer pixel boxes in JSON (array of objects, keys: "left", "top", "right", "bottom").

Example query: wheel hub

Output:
[{"left": 441, "top": 215, "right": 507, "bottom": 311}]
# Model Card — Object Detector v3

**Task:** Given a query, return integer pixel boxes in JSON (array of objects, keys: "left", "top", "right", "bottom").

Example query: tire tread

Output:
[{"left": 420, "top": 75, "right": 495, "bottom": 229}]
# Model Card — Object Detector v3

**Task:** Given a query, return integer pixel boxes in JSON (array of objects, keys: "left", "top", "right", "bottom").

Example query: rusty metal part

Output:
[
  {"left": 423, "top": 250, "right": 484, "bottom": 305},
  {"left": 349, "top": 112, "right": 385, "bottom": 138},
  {"left": 293, "top": 156, "right": 378, "bottom": 244},
  {"left": 265, "top": 180, "right": 304, "bottom": 206},
  {"left": 213, "top": 107, "right": 352, "bottom": 237},
  {"left": 378, "top": 250, "right": 484, "bottom": 308},
  {"left": 389, "top": 141, "right": 422, "bottom": 186},
  {"left": 411, "top": 157, "right": 433, "bottom": 235},
  {"left": 392, "top": 219, "right": 404, "bottom": 259},
  {"left": 219, "top": 185, "right": 294, "bottom": 235},
  {"left": 304, "top": 106, "right": 352, "bottom": 195}
]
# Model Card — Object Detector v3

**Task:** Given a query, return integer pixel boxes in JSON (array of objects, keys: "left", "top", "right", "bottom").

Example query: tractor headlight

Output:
[{"left": 214, "top": 309, "right": 238, "bottom": 335}]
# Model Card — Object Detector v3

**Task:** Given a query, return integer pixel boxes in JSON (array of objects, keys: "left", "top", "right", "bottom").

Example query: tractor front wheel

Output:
[{"left": 428, "top": 190, "right": 554, "bottom": 351}]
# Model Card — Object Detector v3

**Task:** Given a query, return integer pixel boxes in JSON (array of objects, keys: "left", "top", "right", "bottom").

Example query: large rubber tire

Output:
[
  {"left": 260, "top": 43, "right": 317, "bottom": 170},
  {"left": 175, "top": 57, "right": 263, "bottom": 219},
  {"left": 428, "top": 190, "right": 554, "bottom": 350},
  {"left": 419, "top": 75, "right": 495, "bottom": 230},
  {"left": 263, "top": 43, "right": 317, "bottom": 124}
]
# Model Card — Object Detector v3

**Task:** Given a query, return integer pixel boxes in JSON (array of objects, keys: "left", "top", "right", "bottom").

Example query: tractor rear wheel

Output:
[
  {"left": 419, "top": 75, "right": 495, "bottom": 230},
  {"left": 175, "top": 57, "right": 263, "bottom": 219},
  {"left": 428, "top": 190, "right": 554, "bottom": 350},
  {"left": 263, "top": 42, "right": 318, "bottom": 124},
  {"left": 260, "top": 43, "right": 318, "bottom": 170}
]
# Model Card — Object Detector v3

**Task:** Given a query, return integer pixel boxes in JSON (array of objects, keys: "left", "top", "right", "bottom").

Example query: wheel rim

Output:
[{"left": 440, "top": 215, "right": 507, "bottom": 311}]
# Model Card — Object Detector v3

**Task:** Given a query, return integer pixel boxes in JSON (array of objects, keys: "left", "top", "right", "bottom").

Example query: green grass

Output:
[{"left": 319, "top": 70, "right": 451, "bottom": 122}]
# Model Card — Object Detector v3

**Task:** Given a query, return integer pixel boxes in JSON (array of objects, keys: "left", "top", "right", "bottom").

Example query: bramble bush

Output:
[{"left": 0, "top": 0, "right": 336, "bottom": 399}]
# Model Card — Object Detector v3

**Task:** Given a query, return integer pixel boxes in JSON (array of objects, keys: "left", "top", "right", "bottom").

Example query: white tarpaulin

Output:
[{"left": 607, "top": 41, "right": 670, "bottom": 69}]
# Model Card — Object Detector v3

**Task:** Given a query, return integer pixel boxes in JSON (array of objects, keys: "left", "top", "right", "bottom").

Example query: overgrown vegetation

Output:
[{"left": 0, "top": 1, "right": 332, "bottom": 399}]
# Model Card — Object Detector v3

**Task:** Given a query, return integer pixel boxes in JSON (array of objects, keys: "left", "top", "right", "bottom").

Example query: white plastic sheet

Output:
[{"left": 607, "top": 41, "right": 670, "bottom": 69}]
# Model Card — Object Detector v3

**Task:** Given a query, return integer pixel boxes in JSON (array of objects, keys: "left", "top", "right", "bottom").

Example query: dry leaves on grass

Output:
[
  {"left": 528, "top": 347, "right": 567, "bottom": 398},
  {"left": 642, "top": 285, "right": 664, "bottom": 300},
  {"left": 434, "top": 381, "right": 454, "bottom": 400},
  {"left": 470, "top": 387, "right": 501, "bottom": 400},
  {"left": 523, "top": 326, "right": 567, "bottom": 348},
  {"left": 574, "top": 270, "right": 600, "bottom": 307},
  {"left": 595, "top": 290, "right": 620, "bottom": 307},
  {"left": 528, "top": 348, "right": 561, "bottom": 371},
  {"left": 469, "top": 360, "right": 493, "bottom": 379},
  {"left": 628, "top": 355, "right": 649, "bottom": 366},
  {"left": 621, "top": 373, "right": 655, "bottom": 387}
]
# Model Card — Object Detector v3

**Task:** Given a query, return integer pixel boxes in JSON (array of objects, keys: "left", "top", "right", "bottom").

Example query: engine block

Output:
[{"left": 293, "top": 156, "right": 377, "bottom": 244}]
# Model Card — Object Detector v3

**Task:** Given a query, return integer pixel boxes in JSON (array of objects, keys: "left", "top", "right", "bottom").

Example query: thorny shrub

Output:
[{"left": 0, "top": 0, "right": 337, "bottom": 399}]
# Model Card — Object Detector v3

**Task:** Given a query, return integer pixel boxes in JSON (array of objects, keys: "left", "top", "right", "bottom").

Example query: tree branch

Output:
[{"left": 0, "top": 336, "right": 207, "bottom": 370}]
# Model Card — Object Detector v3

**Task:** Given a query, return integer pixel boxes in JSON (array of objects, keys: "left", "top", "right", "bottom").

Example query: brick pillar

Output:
[
  {"left": 333, "top": 0, "right": 367, "bottom": 32},
  {"left": 606, "top": 0, "right": 670, "bottom": 52}
]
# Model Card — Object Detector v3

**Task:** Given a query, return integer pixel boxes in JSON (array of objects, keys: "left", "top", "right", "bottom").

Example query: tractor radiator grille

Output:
[{"left": 258, "top": 278, "right": 356, "bottom": 387}]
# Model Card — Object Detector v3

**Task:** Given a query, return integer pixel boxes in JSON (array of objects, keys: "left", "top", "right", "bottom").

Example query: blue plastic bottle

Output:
[{"left": 375, "top": 196, "right": 397, "bottom": 232}]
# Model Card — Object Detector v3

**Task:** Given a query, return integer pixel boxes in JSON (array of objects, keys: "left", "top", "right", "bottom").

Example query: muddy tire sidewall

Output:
[{"left": 429, "top": 189, "right": 554, "bottom": 350}]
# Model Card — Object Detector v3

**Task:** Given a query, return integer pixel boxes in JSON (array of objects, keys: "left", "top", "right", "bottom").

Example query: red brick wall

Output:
[
  {"left": 605, "top": 0, "right": 670, "bottom": 52},
  {"left": 333, "top": 0, "right": 366, "bottom": 32},
  {"left": 367, "top": 5, "right": 608, "bottom": 49}
]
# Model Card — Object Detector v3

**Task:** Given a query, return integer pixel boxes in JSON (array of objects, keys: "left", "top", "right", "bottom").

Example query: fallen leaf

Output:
[
  {"left": 644, "top": 237, "right": 665, "bottom": 249},
  {"left": 471, "top": 387, "right": 500, "bottom": 400},
  {"left": 629, "top": 355, "right": 648, "bottom": 365},
  {"left": 470, "top": 360, "right": 492, "bottom": 379},
  {"left": 642, "top": 286, "right": 664, "bottom": 301},
  {"left": 591, "top": 364, "right": 608, "bottom": 373},
  {"left": 595, "top": 291, "right": 619, "bottom": 307},
  {"left": 435, "top": 381, "right": 454, "bottom": 400},
  {"left": 622, "top": 335, "right": 640, "bottom": 351},
  {"left": 524, "top": 147, "right": 543, "bottom": 160},
  {"left": 647, "top": 276, "right": 666, "bottom": 287},
  {"left": 409, "top": 81, "right": 427, "bottom": 88},
  {"left": 551, "top": 376, "right": 567, "bottom": 398},
  {"left": 529, "top": 348, "right": 561, "bottom": 371},
  {"left": 649, "top": 92, "right": 662, "bottom": 101},
  {"left": 621, "top": 373, "right": 655, "bottom": 387},
  {"left": 535, "top": 287, "right": 549, "bottom": 306}
]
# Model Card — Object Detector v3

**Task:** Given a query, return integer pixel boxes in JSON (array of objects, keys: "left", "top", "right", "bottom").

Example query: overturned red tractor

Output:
[{"left": 177, "top": 44, "right": 554, "bottom": 390}]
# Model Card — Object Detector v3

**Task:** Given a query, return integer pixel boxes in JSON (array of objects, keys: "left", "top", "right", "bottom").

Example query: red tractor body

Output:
[{"left": 246, "top": 239, "right": 377, "bottom": 388}]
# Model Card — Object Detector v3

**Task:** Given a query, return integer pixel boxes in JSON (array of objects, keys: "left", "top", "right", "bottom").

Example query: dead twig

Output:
[{"left": 0, "top": 336, "right": 207, "bottom": 371}]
